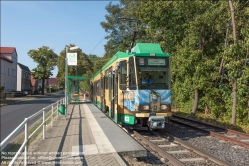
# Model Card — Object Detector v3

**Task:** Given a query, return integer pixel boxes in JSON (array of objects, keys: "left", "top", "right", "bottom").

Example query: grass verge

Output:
[
  {"left": 173, "top": 110, "right": 249, "bottom": 134},
  {"left": 0, "top": 99, "right": 19, "bottom": 106}
]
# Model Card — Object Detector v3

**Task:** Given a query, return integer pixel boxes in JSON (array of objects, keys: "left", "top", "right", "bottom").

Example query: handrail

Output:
[
  {"left": 0, "top": 97, "right": 65, "bottom": 166},
  {"left": 0, "top": 120, "right": 27, "bottom": 149}
]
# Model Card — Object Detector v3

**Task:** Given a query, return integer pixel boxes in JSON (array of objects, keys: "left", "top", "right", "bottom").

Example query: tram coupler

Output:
[{"left": 148, "top": 116, "right": 165, "bottom": 129}]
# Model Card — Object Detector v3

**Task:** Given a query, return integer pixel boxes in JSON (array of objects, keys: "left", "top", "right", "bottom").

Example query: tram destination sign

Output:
[{"left": 148, "top": 59, "right": 165, "bottom": 65}]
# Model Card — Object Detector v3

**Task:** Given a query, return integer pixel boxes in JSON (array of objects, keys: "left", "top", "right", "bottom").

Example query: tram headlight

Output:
[
  {"left": 139, "top": 105, "right": 150, "bottom": 111},
  {"left": 160, "top": 104, "right": 169, "bottom": 111}
]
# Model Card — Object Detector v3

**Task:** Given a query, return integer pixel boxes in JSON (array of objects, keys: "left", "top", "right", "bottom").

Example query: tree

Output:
[
  {"left": 28, "top": 46, "right": 58, "bottom": 95},
  {"left": 57, "top": 44, "right": 94, "bottom": 90},
  {"left": 0, "top": 85, "right": 4, "bottom": 90},
  {"left": 101, "top": 1, "right": 146, "bottom": 58},
  {"left": 229, "top": 0, "right": 237, "bottom": 125},
  {"left": 100, "top": 0, "right": 249, "bottom": 126},
  {"left": 224, "top": 0, "right": 249, "bottom": 125}
]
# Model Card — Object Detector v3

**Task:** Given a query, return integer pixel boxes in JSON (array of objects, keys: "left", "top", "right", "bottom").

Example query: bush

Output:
[{"left": 0, "top": 85, "right": 4, "bottom": 90}]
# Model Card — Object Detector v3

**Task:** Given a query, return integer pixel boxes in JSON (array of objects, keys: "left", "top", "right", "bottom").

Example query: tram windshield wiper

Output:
[{"left": 138, "top": 83, "right": 157, "bottom": 94}]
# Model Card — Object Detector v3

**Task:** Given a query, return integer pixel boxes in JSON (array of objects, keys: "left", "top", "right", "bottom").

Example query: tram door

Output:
[
  {"left": 101, "top": 76, "right": 105, "bottom": 111},
  {"left": 113, "top": 66, "right": 118, "bottom": 123}
]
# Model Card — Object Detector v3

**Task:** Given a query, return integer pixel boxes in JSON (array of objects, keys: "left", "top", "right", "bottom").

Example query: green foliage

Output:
[
  {"left": 0, "top": 85, "right": 4, "bottom": 90},
  {"left": 57, "top": 1, "right": 249, "bottom": 128},
  {"left": 79, "top": 70, "right": 92, "bottom": 92},
  {"left": 28, "top": 46, "right": 58, "bottom": 95},
  {"left": 56, "top": 44, "right": 94, "bottom": 88},
  {"left": 28, "top": 46, "right": 58, "bottom": 79},
  {"left": 133, "top": 0, "right": 249, "bottom": 125}
]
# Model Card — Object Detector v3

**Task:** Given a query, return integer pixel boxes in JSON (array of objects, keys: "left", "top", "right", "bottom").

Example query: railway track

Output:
[
  {"left": 133, "top": 130, "right": 231, "bottom": 166},
  {"left": 171, "top": 115, "right": 249, "bottom": 149}
]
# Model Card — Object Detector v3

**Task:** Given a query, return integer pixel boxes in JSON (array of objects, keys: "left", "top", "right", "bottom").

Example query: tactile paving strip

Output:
[{"left": 84, "top": 153, "right": 121, "bottom": 166}]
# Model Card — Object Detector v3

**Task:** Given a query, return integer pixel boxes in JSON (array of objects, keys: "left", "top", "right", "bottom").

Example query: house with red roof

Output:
[
  {"left": 47, "top": 77, "right": 58, "bottom": 92},
  {"left": 30, "top": 73, "right": 49, "bottom": 94},
  {"left": 0, "top": 47, "right": 18, "bottom": 92},
  {"left": 48, "top": 77, "right": 57, "bottom": 86}
]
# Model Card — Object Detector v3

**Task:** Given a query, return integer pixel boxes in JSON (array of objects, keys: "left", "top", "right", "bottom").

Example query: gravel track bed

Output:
[
  {"left": 165, "top": 123, "right": 249, "bottom": 166},
  {"left": 118, "top": 131, "right": 173, "bottom": 165},
  {"left": 121, "top": 143, "right": 174, "bottom": 166}
]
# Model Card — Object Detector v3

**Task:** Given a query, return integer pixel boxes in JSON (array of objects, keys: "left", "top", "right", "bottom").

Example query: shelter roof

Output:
[{"left": 67, "top": 76, "right": 86, "bottom": 81}]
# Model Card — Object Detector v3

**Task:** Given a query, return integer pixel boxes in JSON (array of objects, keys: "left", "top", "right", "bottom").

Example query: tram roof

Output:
[
  {"left": 133, "top": 43, "right": 163, "bottom": 54},
  {"left": 90, "top": 43, "right": 169, "bottom": 80}
]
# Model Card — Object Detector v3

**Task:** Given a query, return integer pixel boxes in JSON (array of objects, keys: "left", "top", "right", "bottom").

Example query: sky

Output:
[{"left": 1, "top": 1, "right": 118, "bottom": 77}]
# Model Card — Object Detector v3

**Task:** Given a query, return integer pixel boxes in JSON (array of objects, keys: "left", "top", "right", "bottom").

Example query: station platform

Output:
[{"left": 27, "top": 100, "right": 146, "bottom": 166}]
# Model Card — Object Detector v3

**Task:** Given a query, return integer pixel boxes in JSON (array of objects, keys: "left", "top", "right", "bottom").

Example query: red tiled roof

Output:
[
  {"left": 0, "top": 54, "right": 13, "bottom": 63},
  {"left": 48, "top": 78, "right": 57, "bottom": 85},
  {"left": 0, "top": 47, "right": 15, "bottom": 54}
]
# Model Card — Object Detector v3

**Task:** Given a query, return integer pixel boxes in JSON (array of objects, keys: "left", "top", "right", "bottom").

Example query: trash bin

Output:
[{"left": 59, "top": 104, "right": 65, "bottom": 115}]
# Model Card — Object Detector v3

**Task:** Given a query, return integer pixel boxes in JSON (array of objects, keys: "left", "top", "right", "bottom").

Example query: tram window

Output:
[
  {"left": 101, "top": 77, "right": 104, "bottom": 96},
  {"left": 96, "top": 80, "right": 100, "bottom": 96},
  {"left": 108, "top": 67, "right": 113, "bottom": 90},
  {"left": 105, "top": 70, "right": 108, "bottom": 89},
  {"left": 108, "top": 67, "right": 113, "bottom": 101},
  {"left": 94, "top": 82, "right": 97, "bottom": 95},
  {"left": 129, "top": 57, "right": 136, "bottom": 90},
  {"left": 119, "top": 60, "right": 127, "bottom": 90}
]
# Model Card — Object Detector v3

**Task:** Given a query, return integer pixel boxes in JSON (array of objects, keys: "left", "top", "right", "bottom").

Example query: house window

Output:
[
  {"left": 8, "top": 68, "right": 10, "bottom": 76},
  {"left": 4, "top": 67, "right": 6, "bottom": 74}
]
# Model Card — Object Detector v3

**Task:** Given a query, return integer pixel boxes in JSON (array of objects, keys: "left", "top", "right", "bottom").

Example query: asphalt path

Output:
[{"left": 0, "top": 94, "right": 65, "bottom": 147}]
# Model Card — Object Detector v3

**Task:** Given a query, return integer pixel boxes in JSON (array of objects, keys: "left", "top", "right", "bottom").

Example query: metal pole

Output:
[
  {"left": 24, "top": 118, "right": 28, "bottom": 166},
  {"left": 65, "top": 46, "right": 68, "bottom": 117},
  {"left": 76, "top": 66, "right": 78, "bottom": 95},
  {"left": 57, "top": 101, "right": 59, "bottom": 119},
  {"left": 76, "top": 64, "right": 78, "bottom": 104},
  {"left": 43, "top": 109, "right": 46, "bottom": 139},
  {"left": 51, "top": 105, "right": 53, "bottom": 127}
]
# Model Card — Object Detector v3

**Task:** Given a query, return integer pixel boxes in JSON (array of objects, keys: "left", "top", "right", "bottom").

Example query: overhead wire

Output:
[{"left": 89, "top": 37, "right": 105, "bottom": 55}]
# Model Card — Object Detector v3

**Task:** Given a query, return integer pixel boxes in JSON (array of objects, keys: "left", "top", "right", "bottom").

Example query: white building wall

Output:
[
  {"left": 16, "top": 64, "right": 31, "bottom": 91},
  {"left": 17, "top": 65, "right": 22, "bottom": 91},
  {"left": 0, "top": 51, "right": 17, "bottom": 92}
]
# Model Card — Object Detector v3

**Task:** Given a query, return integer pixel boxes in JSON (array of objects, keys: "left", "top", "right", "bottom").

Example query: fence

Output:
[{"left": 0, "top": 97, "right": 66, "bottom": 166}]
